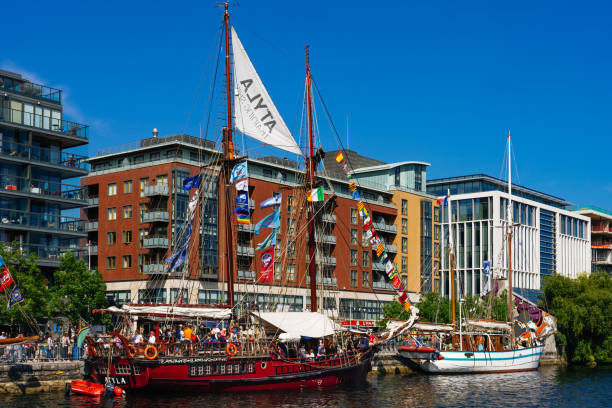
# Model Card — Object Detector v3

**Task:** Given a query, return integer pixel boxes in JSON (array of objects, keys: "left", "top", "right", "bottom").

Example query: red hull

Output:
[{"left": 86, "top": 351, "right": 373, "bottom": 392}]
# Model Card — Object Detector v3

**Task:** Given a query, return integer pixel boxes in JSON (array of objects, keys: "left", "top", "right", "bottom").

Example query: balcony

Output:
[
  {"left": 373, "top": 280, "right": 395, "bottom": 291},
  {"left": 1, "top": 106, "right": 88, "bottom": 141},
  {"left": 144, "top": 184, "right": 169, "bottom": 197},
  {"left": 89, "top": 244, "right": 98, "bottom": 255},
  {"left": 142, "top": 210, "right": 169, "bottom": 223},
  {"left": 238, "top": 270, "right": 256, "bottom": 281},
  {"left": 372, "top": 262, "right": 386, "bottom": 271},
  {"left": 321, "top": 214, "right": 336, "bottom": 223},
  {"left": 592, "top": 240, "right": 612, "bottom": 249},
  {"left": 306, "top": 275, "right": 338, "bottom": 286},
  {"left": 0, "top": 76, "right": 61, "bottom": 103},
  {"left": 143, "top": 263, "right": 166, "bottom": 275},
  {"left": 0, "top": 141, "right": 88, "bottom": 174},
  {"left": 87, "top": 220, "right": 98, "bottom": 230},
  {"left": 238, "top": 224, "right": 255, "bottom": 233},
  {"left": 372, "top": 222, "right": 397, "bottom": 234},
  {"left": 0, "top": 175, "right": 87, "bottom": 207},
  {"left": 315, "top": 233, "right": 336, "bottom": 245},
  {"left": 19, "top": 244, "right": 86, "bottom": 266},
  {"left": 87, "top": 197, "right": 98, "bottom": 207},
  {"left": 200, "top": 271, "right": 218, "bottom": 280},
  {"left": 307, "top": 255, "right": 336, "bottom": 266},
  {"left": 237, "top": 245, "right": 254, "bottom": 257},
  {"left": 143, "top": 236, "right": 169, "bottom": 249},
  {"left": 0, "top": 208, "right": 86, "bottom": 236},
  {"left": 377, "top": 244, "right": 397, "bottom": 253}
]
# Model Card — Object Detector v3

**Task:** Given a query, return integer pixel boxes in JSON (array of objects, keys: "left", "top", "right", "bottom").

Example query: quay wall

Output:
[{"left": 0, "top": 361, "right": 83, "bottom": 394}]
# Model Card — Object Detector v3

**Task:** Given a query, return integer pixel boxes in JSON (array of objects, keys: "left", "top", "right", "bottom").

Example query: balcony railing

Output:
[
  {"left": 238, "top": 270, "right": 255, "bottom": 281},
  {"left": 200, "top": 271, "right": 218, "bottom": 280},
  {"left": 378, "top": 244, "right": 397, "bottom": 253},
  {"left": 306, "top": 275, "right": 338, "bottom": 286},
  {"left": 321, "top": 214, "right": 336, "bottom": 223},
  {"left": 87, "top": 220, "right": 98, "bottom": 230},
  {"left": 1, "top": 107, "right": 88, "bottom": 139},
  {"left": 142, "top": 211, "right": 169, "bottom": 223},
  {"left": 0, "top": 77, "right": 61, "bottom": 103},
  {"left": 143, "top": 263, "right": 166, "bottom": 275},
  {"left": 372, "top": 262, "right": 386, "bottom": 271},
  {"left": 89, "top": 244, "right": 98, "bottom": 255},
  {"left": 143, "top": 236, "right": 169, "bottom": 249},
  {"left": 144, "top": 184, "right": 169, "bottom": 197},
  {"left": 372, "top": 222, "right": 397, "bottom": 234},
  {"left": 307, "top": 255, "right": 336, "bottom": 266},
  {"left": 373, "top": 280, "right": 395, "bottom": 291},
  {"left": 87, "top": 197, "right": 98, "bottom": 206},
  {"left": 315, "top": 234, "right": 336, "bottom": 245},
  {"left": 237, "top": 245, "right": 254, "bottom": 257},
  {"left": 0, "top": 208, "right": 86, "bottom": 234},
  {"left": 0, "top": 175, "right": 86, "bottom": 203},
  {"left": 19, "top": 244, "right": 86, "bottom": 263},
  {"left": 0, "top": 141, "right": 88, "bottom": 171},
  {"left": 238, "top": 224, "right": 255, "bottom": 233}
]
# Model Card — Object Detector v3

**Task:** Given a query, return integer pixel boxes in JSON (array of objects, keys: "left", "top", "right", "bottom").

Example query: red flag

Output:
[
  {"left": 260, "top": 247, "right": 275, "bottom": 283},
  {"left": 0, "top": 266, "right": 14, "bottom": 292}
]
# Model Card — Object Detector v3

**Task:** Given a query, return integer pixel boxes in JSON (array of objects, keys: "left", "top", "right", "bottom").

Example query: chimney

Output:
[{"left": 152, "top": 128, "right": 159, "bottom": 138}]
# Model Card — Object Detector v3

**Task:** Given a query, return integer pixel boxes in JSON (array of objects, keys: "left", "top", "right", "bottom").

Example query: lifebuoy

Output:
[
  {"left": 226, "top": 343, "right": 238, "bottom": 357},
  {"left": 144, "top": 345, "right": 158, "bottom": 360},
  {"left": 261, "top": 362, "right": 267, "bottom": 369},
  {"left": 127, "top": 344, "right": 137, "bottom": 358}
]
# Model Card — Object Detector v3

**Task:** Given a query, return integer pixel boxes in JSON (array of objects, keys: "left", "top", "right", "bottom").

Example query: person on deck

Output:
[
  {"left": 183, "top": 325, "right": 193, "bottom": 342},
  {"left": 148, "top": 331, "right": 156, "bottom": 344}
]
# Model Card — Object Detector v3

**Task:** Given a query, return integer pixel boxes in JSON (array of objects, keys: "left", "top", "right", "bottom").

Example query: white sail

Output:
[{"left": 231, "top": 27, "right": 303, "bottom": 156}]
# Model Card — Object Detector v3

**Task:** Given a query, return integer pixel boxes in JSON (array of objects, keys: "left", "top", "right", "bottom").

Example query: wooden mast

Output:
[
  {"left": 507, "top": 130, "right": 514, "bottom": 346},
  {"left": 305, "top": 46, "right": 317, "bottom": 313},
  {"left": 221, "top": 2, "right": 235, "bottom": 307},
  {"left": 448, "top": 189, "right": 456, "bottom": 326}
]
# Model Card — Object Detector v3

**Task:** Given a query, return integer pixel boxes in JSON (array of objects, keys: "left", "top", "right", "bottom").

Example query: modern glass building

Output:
[
  {"left": 572, "top": 206, "right": 612, "bottom": 274},
  {"left": 0, "top": 70, "right": 89, "bottom": 271},
  {"left": 427, "top": 174, "right": 591, "bottom": 304}
]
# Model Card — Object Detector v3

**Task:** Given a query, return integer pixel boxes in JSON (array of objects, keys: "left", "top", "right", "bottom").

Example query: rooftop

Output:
[
  {"left": 91, "top": 133, "right": 217, "bottom": 160},
  {"left": 570, "top": 205, "right": 612, "bottom": 220},
  {"left": 0, "top": 70, "right": 62, "bottom": 104},
  {"left": 350, "top": 161, "right": 431, "bottom": 174},
  {"left": 323, "top": 149, "right": 385, "bottom": 180}
]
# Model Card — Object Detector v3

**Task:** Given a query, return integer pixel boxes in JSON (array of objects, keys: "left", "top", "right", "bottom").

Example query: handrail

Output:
[
  {"left": 0, "top": 106, "right": 87, "bottom": 139},
  {"left": 0, "top": 174, "right": 86, "bottom": 201},
  {"left": 0, "top": 140, "right": 88, "bottom": 170},
  {"left": 0, "top": 76, "right": 61, "bottom": 103},
  {"left": 0, "top": 208, "right": 86, "bottom": 233}
]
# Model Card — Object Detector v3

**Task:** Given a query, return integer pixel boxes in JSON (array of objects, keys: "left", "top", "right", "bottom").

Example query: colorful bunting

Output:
[
  {"left": 236, "top": 192, "right": 249, "bottom": 205},
  {"left": 7, "top": 286, "right": 23, "bottom": 309},
  {"left": 0, "top": 265, "right": 13, "bottom": 293},
  {"left": 237, "top": 214, "right": 251, "bottom": 225},
  {"left": 306, "top": 186, "right": 324, "bottom": 202},
  {"left": 183, "top": 173, "right": 201, "bottom": 190},
  {"left": 254, "top": 207, "right": 280, "bottom": 235},
  {"left": 261, "top": 195, "right": 282, "bottom": 208},
  {"left": 235, "top": 179, "right": 249, "bottom": 192},
  {"left": 256, "top": 230, "right": 277, "bottom": 250},
  {"left": 335, "top": 152, "right": 344, "bottom": 162},
  {"left": 229, "top": 161, "right": 248, "bottom": 183}
]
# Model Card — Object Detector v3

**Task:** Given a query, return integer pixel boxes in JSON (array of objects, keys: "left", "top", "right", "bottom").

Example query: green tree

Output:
[
  {"left": 541, "top": 272, "right": 612, "bottom": 364},
  {"left": 49, "top": 252, "right": 109, "bottom": 326},
  {"left": 415, "top": 292, "right": 450, "bottom": 323},
  {"left": 0, "top": 242, "right": 51, "bottom": 333}
]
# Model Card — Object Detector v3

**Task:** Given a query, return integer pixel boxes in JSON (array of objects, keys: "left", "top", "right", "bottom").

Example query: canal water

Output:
[{"left": 0, "top": 366, "right": 609, "bottom": 407}]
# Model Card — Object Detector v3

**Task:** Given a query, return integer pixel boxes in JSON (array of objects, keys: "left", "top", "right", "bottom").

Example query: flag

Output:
[
  {"left": 254, "top": 207, "right": 280, "bottom": 235},
  {"left": 352, "top": 190, "right": 360, "bottom": 200},
  {"left": 256, "top": 230, "right": 277, "bottom": 250},
  {"left": 235, "top": 179, "right": 249, "bottom": 192},
  {"left": 0, "top": 254, "right": 5, "bottom": 269},
  {"left": 232, "top": 205, "right": 249, "bottom": 214},
  {"left": 260, "top": 247, "right": 275, "bottom": 283},
  {"left": 436, "top": 195, "right": 448, "bottom": 206},
  {"left": 183, "top": 173, "right": 201, "bottom": 190},
  {"left": 375, "top": 243, "right": 384, "bottom": 257},
  {"left": 306, "top": 186, "right": 324, "bottom": 202},
  {"left": 236, "top": 192, "right": 249, "bottom": 205},
  {"left": 167, "top": 245, "right": 187, "bottom": 273},
  {"left": 230, "top": 162, "right": 248, "bottom": 183},
  {"left": 237, "top": 214, "right": 250, "bottom": 225},
  {"left": 260, "top": 195, "right": 282, "bottom": 208},
  {"left": 349, "top": 181, "right": 357, "bottom": 192},
  {"left": 335, "top": 152, "right": 344, "bottom": 162},
  {"left": 188, "top": 191, "right": 199, "bottom": 218},
  {"left": 77, "top": 317, "right": 91, "bottom": 349},
  {"left": 0, "top": 266, "right": 13, "bottom": 292},
  {"left": 7, "top": 286, "right": 23, "bottom": 309},
  {"left": 398, "top": 292, "right": 408, "bottom": 304}
]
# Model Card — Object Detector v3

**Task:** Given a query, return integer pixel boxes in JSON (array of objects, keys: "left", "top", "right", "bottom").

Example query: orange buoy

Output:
[
  {"left": 144, "top": 345, "right": 158, "bottom": 360},
  {"left": 226, "top": 343, "right": 238, "bottom": 357}
]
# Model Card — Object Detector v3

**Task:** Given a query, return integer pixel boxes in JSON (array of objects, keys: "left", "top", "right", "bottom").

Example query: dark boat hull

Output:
[{"left": 86, "top": 350, "right": 373, "bottom": 392}]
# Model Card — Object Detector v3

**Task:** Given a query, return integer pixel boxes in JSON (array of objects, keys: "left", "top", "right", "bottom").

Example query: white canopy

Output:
[
  {"left": 412, "top": 322, "right": 455, "bottom": 332},
  {"left": 464, "top": 318, "right": 510, "bottom": 331},
  {"left": 253, "top": 312, "right": 339, "bottom": 339},
  {"left": 103, "top": 305, "right": 232, "bottom": 321}
]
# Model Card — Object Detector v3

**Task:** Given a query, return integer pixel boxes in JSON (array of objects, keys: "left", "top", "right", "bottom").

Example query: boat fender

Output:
[
  {"left": 127, "top": 344, "right": 137, "bottom": 358},
  {"left": 261, "top": 362, "right": 267, "bottom": 370},
  {"left": 144, "top": 345, "right": 158, "bottom": 360},
  {"left": 65, "top": 382, "right": 71, "bottom": 396},
  {"left": 226, "top": 343, "right": 238, "bottom": 357}
]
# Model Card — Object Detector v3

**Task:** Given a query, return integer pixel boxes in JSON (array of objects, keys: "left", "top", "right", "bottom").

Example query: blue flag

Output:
[
  {"left": 236, "top": 192, "right": 249, "bottom": 205},
  {"left": 230, "top": 162, "right": 248, "bottom": 183},
  {"left": 0, "top": 255, "right": 5, "bottom": 269},
  {"left": 254, "top": 207, "right": 280, "bottom": 235},
  {"left": 256, "top": 230, "right": 277, "bottom": 250},
  {"left": 7, "top": 286, "right": 23, "bottom": 309},
  {"left": 232, "top": 205, "right": 249, "bottom": 215},
  {"left": 183, "top": 173, "right": 201, "bottom": 190},
  {"left": 260, "top": 195, "right": 282, "bottom": 209},
  {"left": 167, "top": 245, "right": 187, "bottom": 273}
]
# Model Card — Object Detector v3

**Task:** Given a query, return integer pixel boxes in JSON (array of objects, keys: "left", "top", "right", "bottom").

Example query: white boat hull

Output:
[{"left": 402, "top": 345, "right": 544, "bottom": 374}]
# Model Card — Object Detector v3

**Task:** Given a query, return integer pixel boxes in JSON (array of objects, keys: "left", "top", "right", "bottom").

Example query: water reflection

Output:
[{"left": 0, "top": 366, "right": 609, "bottom": 408}]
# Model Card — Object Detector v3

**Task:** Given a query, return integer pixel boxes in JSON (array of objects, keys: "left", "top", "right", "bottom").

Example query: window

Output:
[
  {"left": 350, "top": 208, "right": 358, "bottom": 225},
  {"left": 274, "top": 263, "right": 282, "bottom": 281},
  {"left": 434, "top": 242, "right": 440, "bottom": 258},
  {"left": 138, "top": 254, "right": 147, "bottom": 273},
  {"left": 287, "top": 218, "right": 296, "bottom": 235},
  {"left": 350, "top": 250, "right": 358, "bottom": 266},
  {"left": 362, "top": 251, "right": 370, "bottom": 267},
  {"left": 166, "top": 150, "right": 182, "bottom": 158},
  {"left": 107, "top": 183, "right": 117, "bottom": 196},
  {"left": 394, "top": 167, "right": 401, "bottom": 186},
  {"left": 362, "top": 270, "right": 370, "bottom": 288},
  {"left": 106, "top": 256, "right": 116, "bottom": 269},
  {"left": 134, "top": 155, "right": 144, "bottom": 164},
  {"left": 122, "top": 255, "right": 132, "bottom": 268},
  {"left": 434, "top": 207, "right": 440, "bottom": 222},
  {"left": 401, "top": 218, "right": 408, "bottom": 234},
  {"left": 287, "top": 241, "right": 296, "bottom": 259},
  {"left": 401, "top": 256, "right": 407, "bottom": 273},
  {"left": 350, "top": 270, "right": 358, "bottom": 287},
  {"left": 107, "top": 207, "right": 117, "bottom": 221},
  {"left": 170, "top": 289, "right": 188, "bottom": 304},
  {"left": 123, "top": 180, "right": 133, "bottom": 194},
  {"left": 434, "top": 225, "right": 440, "bottom": 240},
  {"left": 138, "top": 229, "right": 148, "bottom": 249},
  {"left": 263, "top": 168, "right": 273, "bottom": 178},
  {"left": 123, "top": 205, "right": 133, "bottom": 219},
  {"left": 156, "top": 174, "right": 168, "bottom": 185},
  {"left": 107, "top": 231, "right": 116, "bottom": 245},
  {"left": 150, "top": 152, "right": 160, "bottom": 161},
  {"left": 401, "top": 199, "right": 408, "bottom": 216},
  {"left": 287, "top": 196, "right": 296, "bottom": 214},
  {"left": 190, "top": 151, "right": 199, "bottom": 162},
  {"left": 139, "top": 203, "right": 148, "bottom": 223},
  {"left": 350, "top": 229, "right": 358, "bottom": 246},
  {"left": 401, "top": 237, "right": 408, "bottom": 253},
  {"left": 139, "top": 178, "right": 149, "bottom": 198},
  {"left": 287, "top": 263, "right": 296, "bottom": 282},
  {"left": 122, "top": 230, "right": 132, "bottom": 244}
]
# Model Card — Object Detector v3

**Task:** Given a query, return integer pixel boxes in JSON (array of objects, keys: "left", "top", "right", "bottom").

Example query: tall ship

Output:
[
  {"left": 398, "top": 132, "right": 556, "bottom": 374},
  {"left": 84, "top": 4, "right": 417, "bottom": 391}
]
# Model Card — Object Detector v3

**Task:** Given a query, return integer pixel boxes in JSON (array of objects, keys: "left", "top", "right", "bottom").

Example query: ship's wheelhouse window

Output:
[{"left": 205, "top": 365, "right": 211, "bottom": 375}]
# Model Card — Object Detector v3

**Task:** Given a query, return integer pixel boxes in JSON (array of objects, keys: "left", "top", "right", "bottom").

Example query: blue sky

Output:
[{"left": 2, "top": 0, "right": 610, "bottom": 209}]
